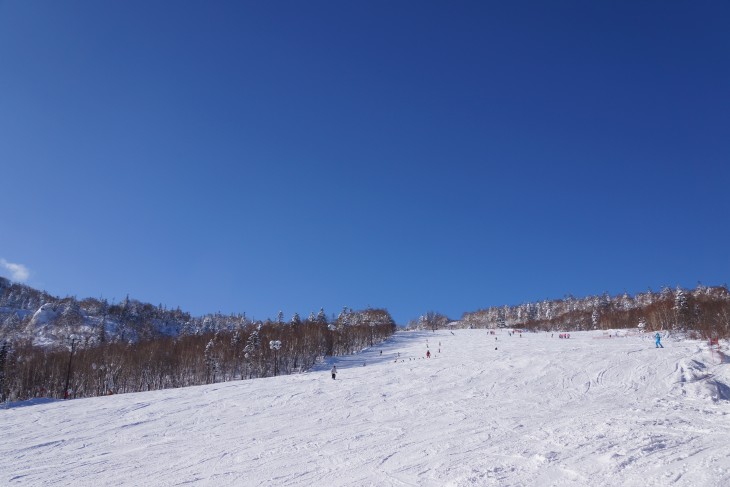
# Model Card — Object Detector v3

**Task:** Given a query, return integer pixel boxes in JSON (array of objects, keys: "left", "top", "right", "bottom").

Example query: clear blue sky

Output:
[{"left": 1, "top": 1, "right": 728, "bottom": 324}]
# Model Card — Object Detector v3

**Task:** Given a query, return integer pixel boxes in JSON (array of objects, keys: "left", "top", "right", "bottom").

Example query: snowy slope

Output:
[{"left": 2, "top": 330, "right": 729, "bottom": 487}]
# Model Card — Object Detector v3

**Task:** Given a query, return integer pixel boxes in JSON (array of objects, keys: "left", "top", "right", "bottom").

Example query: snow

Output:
[
  {"left": 2, "top": 329, "right": 729, "bottom": 486},
  {"left": 29, "top": 303, "right": 59, "bottom": 327}
]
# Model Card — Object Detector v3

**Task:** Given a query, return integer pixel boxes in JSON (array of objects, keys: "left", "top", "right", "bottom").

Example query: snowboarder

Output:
[
  {"left": 331, "top": 365, "right": 337, "bottom": 379},
  {"left": 426, "top": 350, "right": 431, "bottom": 359},
  {"left": 655, "top": 332, "right": 664, "bottom": 348}
]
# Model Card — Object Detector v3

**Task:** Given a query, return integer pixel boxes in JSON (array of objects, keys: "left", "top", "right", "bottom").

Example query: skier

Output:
[
  {"left": 655, "top": 332, "right": 664, "bottom": 348},
  {"left": 426, "top": 350, "right": 431, "bottom": 359},
  {"left": 331, "top": 365, "right": 337, "bottom": 379}
]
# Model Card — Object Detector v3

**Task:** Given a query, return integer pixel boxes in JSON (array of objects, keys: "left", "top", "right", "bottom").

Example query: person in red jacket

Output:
[{"left": 426, "top": 350, "right": 431, "bottom": 359}]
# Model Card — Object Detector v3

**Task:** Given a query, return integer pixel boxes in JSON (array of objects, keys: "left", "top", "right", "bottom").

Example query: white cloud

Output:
[{"left": 0, "top": 258, "right": 30, "bottom": 282}]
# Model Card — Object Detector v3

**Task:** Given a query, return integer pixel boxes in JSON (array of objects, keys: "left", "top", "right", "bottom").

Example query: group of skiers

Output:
[{"left": 327, "top": 331, "right": 667, "bottom": 379}]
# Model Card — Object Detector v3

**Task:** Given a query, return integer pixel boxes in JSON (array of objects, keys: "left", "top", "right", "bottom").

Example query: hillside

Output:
[
  {"left": 0, "top": 278, "right": 395, "bottom": 350},
  {"left": 411, "top": 285, "right": 730, "bottom": 340},
  {"left": 2, "top": 329, "right": 729, "bottom": 486},
  {"left": 0, "top": 276, "right": 233, "bottom": 346}
]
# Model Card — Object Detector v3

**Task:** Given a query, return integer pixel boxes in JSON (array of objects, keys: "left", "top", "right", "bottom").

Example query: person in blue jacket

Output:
[{"left": 655, "top": 332, "right": 664, "bottom": 348}]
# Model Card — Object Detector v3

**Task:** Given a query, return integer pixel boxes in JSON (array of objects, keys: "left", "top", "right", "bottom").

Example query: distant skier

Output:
[
  {"left": 426, "top": 350, "right": 431, "bottom": 359},
  {"left": 331, "top": 365, "right": 337, "bottom": 379},
  {"left": 655, "top": 332, "right": 664, "bottom": 348}
]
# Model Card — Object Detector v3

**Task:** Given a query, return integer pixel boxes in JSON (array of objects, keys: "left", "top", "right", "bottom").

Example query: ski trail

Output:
[{"left": 2, "top": 329, "right": 729, "bottom": 486}]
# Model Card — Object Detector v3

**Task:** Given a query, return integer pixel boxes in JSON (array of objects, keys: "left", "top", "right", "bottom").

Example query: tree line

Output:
[
  {"left": 0, "top": 308, "right": 396, "bottom": 403},
  {"left": 411, "top": 285, "right": 730, "bottom": 340}
]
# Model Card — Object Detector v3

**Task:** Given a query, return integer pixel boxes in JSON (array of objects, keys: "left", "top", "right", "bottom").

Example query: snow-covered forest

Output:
[
  {"left": 0, "top": 277, "right": 395, "bottom": 402},
  {"left": 412, "top": 285, "right": 730, "bottom": 340}
]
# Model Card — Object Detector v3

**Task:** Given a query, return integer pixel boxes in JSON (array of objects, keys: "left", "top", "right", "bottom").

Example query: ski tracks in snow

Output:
[{"left": 2, "top": 329, "right": 730, "bottom": 486}]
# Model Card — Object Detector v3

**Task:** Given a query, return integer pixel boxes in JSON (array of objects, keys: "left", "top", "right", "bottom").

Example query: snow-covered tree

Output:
[
  {"left": 316, "top": 308, "right": 327, "bottom": 325},
  {"left": 419, "top": 311, "right": 448, "bottom": 332},
  {"left": 591, "top": 310, "right": 600, "bottom": 329},
  {"left": 337, "top": 307, "right": 351, "bottom": 328},
  {"left": 290, "top": 313, "right": 301, "bottom": 326},
  {"left": 204, "top": 339, "right": 219, "bottom": 384},
  {"left": 0, "top": 341, "right": 9, "bottom": 402},
  {"left": 674, "top": 286, "right": 690, "bottom": 330}
]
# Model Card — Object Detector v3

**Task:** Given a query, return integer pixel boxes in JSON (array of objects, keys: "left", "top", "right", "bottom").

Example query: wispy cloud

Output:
[{"left": 0, "top": 258, "right": 30, "bottom": 282}]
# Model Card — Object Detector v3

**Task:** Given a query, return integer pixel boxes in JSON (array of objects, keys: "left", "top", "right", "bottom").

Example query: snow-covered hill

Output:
[{"left": 2, "top": 329, "right": 729, "bottom": 486}]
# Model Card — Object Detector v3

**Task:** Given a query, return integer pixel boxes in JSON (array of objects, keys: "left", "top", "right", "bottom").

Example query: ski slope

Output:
[{"left": 2, "top": 329, "right": 729, "bottom": 486}]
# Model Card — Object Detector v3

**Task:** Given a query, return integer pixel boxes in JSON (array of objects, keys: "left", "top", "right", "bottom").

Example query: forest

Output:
[
  {"left": 412, "top": 285, "right": 730, "bottom": 341},
  {"left": 0, "top": 277, "right": 395, "bottom": 402}
]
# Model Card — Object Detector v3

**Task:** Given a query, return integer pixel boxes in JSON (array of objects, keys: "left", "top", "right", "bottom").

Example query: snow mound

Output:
[{"left": 673, "top": 358, "right": 730, "bottom": 402}]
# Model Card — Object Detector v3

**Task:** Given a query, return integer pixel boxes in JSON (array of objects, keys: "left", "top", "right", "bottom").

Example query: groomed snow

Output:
[{"left": 2, "top": 329, "right": 729, "bottom": 486}]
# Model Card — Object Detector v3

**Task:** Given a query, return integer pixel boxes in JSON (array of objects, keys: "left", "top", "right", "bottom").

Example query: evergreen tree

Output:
[
  {"left": 591, "top": 310, "right": 600, "bottom": 329},
  {"left": 316, "top": 308, "right": 327, "bottom": 325},
  {"left": 290, "top": 313, "right": 301, "bottom": 326},
  {"left": 337, "top": 307, "right": 350, "bottom": 328},
  {"left": 242, "top": 329, "right": 261, "bottom": 379},
  {"left": 204, "top": 339, "right": 218, "bottom": 384},
  {"left": 674, "top": 286, "right": 690, "bottom": 330}
]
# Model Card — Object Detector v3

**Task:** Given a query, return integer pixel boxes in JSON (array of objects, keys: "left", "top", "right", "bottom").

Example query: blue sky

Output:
[{"left": 1, "top": 1, "right": 728, "bottom": 324}]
